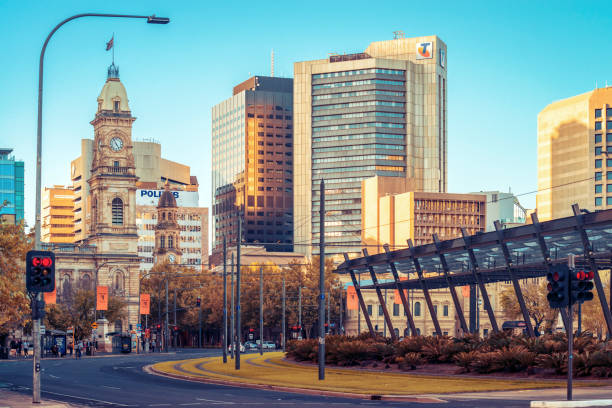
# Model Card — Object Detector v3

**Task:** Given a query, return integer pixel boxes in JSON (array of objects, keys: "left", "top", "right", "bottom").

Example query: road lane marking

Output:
[
  {"left": 179, "top": 404, "right": 202, "bottom": 406},
  {"left": 48, "top": 374, "right": 60, "bottom": 379},
  {"left": 196, "top": 398, "right": 234, "bottom": 404},
  {"left": 41, "top": 390, "right": 130, "bottom": 406},
  {"left": 102, "top": 385, "right": 121, "bottom": 390},
  {"left": 148, "top": 404, "right": 171, "bottom": 406}
]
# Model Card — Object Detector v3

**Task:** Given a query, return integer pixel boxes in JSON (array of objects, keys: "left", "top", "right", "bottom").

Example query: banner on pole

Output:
[
  {"left": 44, "top": 287, "right": 56, "bottom": 304},
  {"left": 97, "top": 286, "right": 108, "bottom": 311},
  {"left": 347, "top": 286, "right": 358, "bottom": 310},
  {"left": 394, "top": 277, "right": 408, "bottom": 304},
  {"left": 461, "top": 285, "right": 470, "bottom": 298},
  {"left": 140, "top": 294, "right": 150, "bottom": 315}
]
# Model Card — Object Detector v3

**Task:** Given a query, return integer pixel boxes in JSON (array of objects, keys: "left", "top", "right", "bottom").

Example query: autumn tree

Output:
[
  {"left": 500, "top": 279, "right": 558, "bottom": 334},
  {"left": 579, "top": 271, "right": 610, "bottom": 339},
  {"left": 0, "top": 221, "right": 32, "bottom": 344}
]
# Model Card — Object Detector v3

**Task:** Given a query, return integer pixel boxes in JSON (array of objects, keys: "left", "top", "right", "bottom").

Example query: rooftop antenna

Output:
[
  {"left": 271, "top": 49, "right": 274, "bottom": 77},
  {"left": 393, "top": 30, "right": 405, "bottom": 39}
]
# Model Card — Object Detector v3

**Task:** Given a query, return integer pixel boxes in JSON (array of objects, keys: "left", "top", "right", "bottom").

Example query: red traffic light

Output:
[
  {"left": 32, "top": 257, "right": 42, "bottom": 267},
  {"left": 41, "top": 257, "right": 53, "bottom": 267},
  {"left": 553, "top": 271, "right": 560, "bottom": 281},
  {"left": 249, "top": 328, "right": 255, "bottom": 332},
  {"left": 587, "top": 270, "right": 595, "bottom": 280},
  {"left": 575, "top": 270, "right": 586, "bottom": 280},
  {"left": 547, "top": 283, "right": 553, "bottom": 292}
]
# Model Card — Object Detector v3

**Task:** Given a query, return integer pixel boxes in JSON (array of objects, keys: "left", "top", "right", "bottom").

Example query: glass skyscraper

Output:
[
  {"left": 211, "top": 76, "right": 294, "bottom": 260},
  {"left": 294, "top": 36, "right": 448, "bottom": 259},
  {"left": 0, "top": 148, "right": 25, "bottom": 224}
]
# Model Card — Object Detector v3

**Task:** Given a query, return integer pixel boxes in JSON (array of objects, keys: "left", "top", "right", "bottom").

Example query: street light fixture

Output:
[{"left": 32, "top": 13, "right": 170, "bottom": 404}]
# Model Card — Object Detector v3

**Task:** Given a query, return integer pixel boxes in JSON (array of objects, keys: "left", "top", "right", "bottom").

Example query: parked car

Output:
[
  {"left": 244, "top": 341, "right": 257, "bottom": 350},
  {"left": 263, "top": 341, "right": 276, "bottom": 350},
  {"left": 228, "top": 343, "right": 245, "bottom": 353}
]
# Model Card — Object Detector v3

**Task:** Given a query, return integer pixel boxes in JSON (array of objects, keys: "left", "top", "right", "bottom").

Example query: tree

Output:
[
  {"left": 0, "top": 222, "right": 32, "bottom": 343},
  {"left": 580, "top": 273, "right": 610, "bottom": 339},
  {"left": 500, "top": 279, "right": 557, "bottom": 334}
]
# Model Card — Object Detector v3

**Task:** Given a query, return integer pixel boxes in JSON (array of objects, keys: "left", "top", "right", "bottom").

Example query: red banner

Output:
[
  {"left": 97, "top": 286, "right": 108, "bottom": 311},
  {"left": 44, "top": 288, "right": 56, "bottom": 305},
  {"left": 394, "top": 277, "right": 408, "bottom": 304},
  {"left": 140, "top": 294, "right": 150, "bottom": 315},
  {"left": 461, "top": 286, "right": 470, "bottom": 298},
  {"left": 347, "top": 286, "right": 358, "bottom": 310}
]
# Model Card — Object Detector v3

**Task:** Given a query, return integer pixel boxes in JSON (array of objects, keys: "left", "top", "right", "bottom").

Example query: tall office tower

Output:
[
  {"left": 0, "top": 148, "right": 24, "bottom": 225},
  {"left": 41, "top": 186, "right": 75, "bottom": 243},
  {"left": 294, "top": 36, "right": 448, "bottom": 258},
  {"left": 211, "top": 76, "right": 294, "bottom": 262},
  {"left": 537, "top": 87, "right": 612, "bottom": 221}
]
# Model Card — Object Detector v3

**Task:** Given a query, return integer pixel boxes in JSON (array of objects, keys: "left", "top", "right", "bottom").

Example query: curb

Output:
[
  {"left": 144, "top": 364, "right": 447, "bottom": 403},
  {"left": 531, "top": 401, "right": 612, "bottom": 408}
]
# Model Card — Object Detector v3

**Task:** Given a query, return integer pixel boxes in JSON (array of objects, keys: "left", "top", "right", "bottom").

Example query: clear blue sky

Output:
[{"left": 3, "top": 0, "right": 612, "bottom": 229}]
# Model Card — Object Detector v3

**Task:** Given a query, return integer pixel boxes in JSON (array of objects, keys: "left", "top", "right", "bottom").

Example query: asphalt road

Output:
[{"left": 0, "top": 349, "right": 537, "bottom": 407}]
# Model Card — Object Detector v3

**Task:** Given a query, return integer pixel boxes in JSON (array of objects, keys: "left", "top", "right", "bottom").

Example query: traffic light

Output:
[
  {"left": 156, "top": 324, "right": 161, "bottom": 332},
  {"left": 324, "top": 323, "right": 329, "bottom": 334},
  {"left": 196, "top": 297, "right": 201, "bottom": 307},
  {"left": 546, "top": 263, "right": 569, "bottom": 308},
  {"left": 26, "top": 250, "right": 55, "bottom": 293},
  {"left": 574, "top": 269, "right": 595, "bottom": 303}
]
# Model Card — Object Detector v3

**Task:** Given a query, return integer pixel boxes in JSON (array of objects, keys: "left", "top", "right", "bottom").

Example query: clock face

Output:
[
  {"left": 110, "top": 137, "right": 124, "bottom": 152},
  {"left": 168, "top": 254, "right": 176, "bottom": 263}
]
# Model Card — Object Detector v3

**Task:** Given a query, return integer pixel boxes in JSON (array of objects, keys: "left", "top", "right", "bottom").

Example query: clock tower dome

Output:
[{"left": 154, "top": 182, "right": 182, "bottom": 264}]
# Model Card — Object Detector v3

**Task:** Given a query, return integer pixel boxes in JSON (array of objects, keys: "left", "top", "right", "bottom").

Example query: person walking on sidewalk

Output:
[{"left": 76, "top": 341, "right": 82, "bottom": 359}]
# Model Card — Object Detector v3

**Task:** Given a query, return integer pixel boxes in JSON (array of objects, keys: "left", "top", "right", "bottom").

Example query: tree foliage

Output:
[
  {"left": 500, "top": 279, "right": 557, "bottom": 334},
  {"left": 0, "top": 222, "right": 32, "bottom": 338}
]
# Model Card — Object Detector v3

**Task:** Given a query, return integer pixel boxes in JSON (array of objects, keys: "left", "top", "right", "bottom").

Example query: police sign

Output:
[{"left": 136, "top": 189, "right": 199, "bottom": 207}]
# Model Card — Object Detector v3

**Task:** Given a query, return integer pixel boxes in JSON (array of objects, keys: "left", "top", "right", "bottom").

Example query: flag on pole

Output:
[
  {"left": 347, "top": 286, "right": 358, "bottom": 310},
  {"left": 106, "top": 36, "right": 114, "bottom": 51},
  {"left": 140, "top": 294, "right": 150, "bottom": 315},
  {"left": 97, "top": 286, "right": 108, "bottom": 311}
]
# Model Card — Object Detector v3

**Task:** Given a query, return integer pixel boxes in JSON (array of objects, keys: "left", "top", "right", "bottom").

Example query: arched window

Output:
[
  {"left": 61, "top": 275, "right": 72, "bottom": 298},
  {"left": 162, "top": 212, "right": 166, "bottom": 220},
  {"left": 80, "top": 274, "right": 91, "bottom": 291},
  {"left": 112, "top": 198, "right": 123, "bottom": 225},
  {"left": 414, "top": 301, "right": 421, "bottom": 317},
  {"left": 160, "top": 236, "right": 165, "bottom": 248},
  {"left": 394, "top": 328, "right": 399, "bottom": 338},
  {"left": 168, "top": 235, "right": 173, "bottom": 249},
  {"left": 114, "top": 271, "right": 124, "bottom": 292}
]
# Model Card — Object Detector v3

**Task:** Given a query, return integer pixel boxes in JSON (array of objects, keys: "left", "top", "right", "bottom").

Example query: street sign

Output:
[
  {"left": 248, "top": 332, "right": 254, "bottom": 340},
  {"left": 40, "top": 325, "right": 45, "bottom": 335},
  {"left": 66, "top": 326, "right": 73, "bottom": 334},
  {"left": 91, "top": 322, "right": 98, "bottom": 329}
]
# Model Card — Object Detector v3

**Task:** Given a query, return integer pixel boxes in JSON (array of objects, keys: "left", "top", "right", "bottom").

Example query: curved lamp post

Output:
[{"left": 32, "top": 13, "right": 169, "bottom": 403}]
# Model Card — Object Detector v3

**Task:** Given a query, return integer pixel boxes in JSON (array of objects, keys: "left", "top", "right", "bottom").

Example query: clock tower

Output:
[{"left": 154, "top": 182, "right": 182, "bottom": 265}]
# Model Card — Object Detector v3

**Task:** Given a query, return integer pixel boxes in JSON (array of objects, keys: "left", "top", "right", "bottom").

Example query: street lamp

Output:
[{"left": 32, "top": 13, "right": 169, "bottom": 404}]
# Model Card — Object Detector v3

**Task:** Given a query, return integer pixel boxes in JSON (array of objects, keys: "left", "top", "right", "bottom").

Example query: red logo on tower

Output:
[{"left": 416, "top": 41, "right": 433, "bottom": 59}]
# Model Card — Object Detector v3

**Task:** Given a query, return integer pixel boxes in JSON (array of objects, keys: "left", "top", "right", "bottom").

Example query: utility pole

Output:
[
  {"left": 223, "top": 237, "right": 228, "bottom": 363},
  {"left": 260, "top": 265, "right": 264, "bottom": 356},
  {"left": 282, "top": 274, "right": 286, "bottom": 351},
  {"left": 357, "top": 273, "right": 361, "bottom": 334},
  {"left": 383, "top": 288, "right": 387, "bottom": 337},
  {"left": 198, "top": 303, "right": 202, "bottom": 348},
  {"left": 319, "top": 179, "right": 326, "bottom": 380},
  {"left": 173, "top": 288, "right": 177, "bottom": 348},
  {"left": 339, "top": 289, "right": 343, "bottom": 335},
  {"left": 165, "top": 278, "right": 169, "bottom": 352},
  {"left": 235, "top": 215, "right": 241, "bottom": 370},
  {"left": 298, "top": 286, "right": 302, "bottom": 336},
  {"left": 230, "top": 253, "right": 235, "bottom": 359}
]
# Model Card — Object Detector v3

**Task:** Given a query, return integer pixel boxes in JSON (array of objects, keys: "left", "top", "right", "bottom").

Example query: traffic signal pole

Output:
[
  {"left": 223, "top": 237, "right": 227, "bottom": 363},
  {"left": 319, "top": 179, "right": 325, "bottom": 380},
  {"left": 33, "top": 293, "right": 42, "bottom": 403},
  {"left": 260, "top": 266, "right": 263, "bottom": 356}
]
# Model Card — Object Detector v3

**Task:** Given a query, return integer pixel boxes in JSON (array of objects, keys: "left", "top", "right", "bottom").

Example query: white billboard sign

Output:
[{"left": 136, "top": 189, "right": 199, "bottom": 207}]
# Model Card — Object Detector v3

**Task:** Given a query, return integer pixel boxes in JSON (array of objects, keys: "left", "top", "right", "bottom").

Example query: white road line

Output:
[
  {"left": 179, "top": 404, "right": 202, "bottom": 406},
  {"left": 48, "top": 374, "right": 60, "bottom": 379},
  {"left": 148, "top": 404, "right": 171, "bottom": 407},
  {"left": 196, "top": 398, "right": 234, "bottom": 404},
  {"left": 41, "top": 390, "right": 130, "bottom": 406},
  {"left": 102, "top": 385, "right": 121, "bottom": 390}
]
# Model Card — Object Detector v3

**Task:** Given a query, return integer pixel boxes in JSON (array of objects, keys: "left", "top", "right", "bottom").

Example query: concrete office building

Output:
[
  {"left": 41, "top": 186, "right": 75, "bottom": 243},
  {"left": 211, "top": 76, "right": 294, "bottom": 263},
  {"left": 0, "top": 148, "right": 24, "bottom": 224},
  {"left": 537, "top": 87, "right": 612, "bottom": 221},
  {"left": 294, "top": 35, "right": 448, "bottom": 259},
  {"left": 470, "top": 190, "right": 528, "bottom": 231}
]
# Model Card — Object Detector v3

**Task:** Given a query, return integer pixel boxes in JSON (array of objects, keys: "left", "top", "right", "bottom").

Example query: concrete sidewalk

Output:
[{"left": 0, "top": 389, "right": 75, "bottom": 408}]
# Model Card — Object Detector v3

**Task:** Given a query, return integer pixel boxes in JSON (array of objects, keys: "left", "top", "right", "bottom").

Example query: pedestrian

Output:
[
  {"left": 18, "top": 340, "right": 23, "bottom": 357},
  {"left": 76, "top": 341, "right": 82, "bottom": 359},
  {"left": 23, "top": 342, "right": 28, "bottom": 358},
  {"left": 68, "top": 342, "right": 73, "bottom": 357}
]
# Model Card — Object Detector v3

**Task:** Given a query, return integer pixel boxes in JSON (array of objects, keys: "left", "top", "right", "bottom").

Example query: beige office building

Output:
[
  {"left": 537, "top": 87, "right": 612, "bottom": 221},
  {"left": 41, "top": 186, "right": 75, "bottom": 243},
  {"left": 294, "top": 35, "right": 448, "bottom": 259}
]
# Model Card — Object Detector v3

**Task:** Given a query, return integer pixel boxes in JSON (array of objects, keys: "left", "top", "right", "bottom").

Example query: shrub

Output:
[
  {"left": 588, "top": 350, "right": 612, "bottom": 377},
  {"left": 493, "top": 346, "right": 536, "bottom": 372},
  {"left": 536, "top": 352, "right": 567, "bottom": 375},
  {"left": 485, "top": 331, "right": 516, "bottom": 349},
  {"left": 573, "top": 332, "right": 596, "bottom": 354},
  {"left": 397, "top": 352, "right": 424, "bottom": 371},
  {"left": 334, "top": 340, "right": 372, "bottom": 366},
  {"left": 573, "top": 352, "right": 590, "bottom": 377},
  {"left": 453, "top": 351, "right": 479, "bottom": 373},
  {"left": 394, "top": 336, "right": 429, "bottom": 357},
  {"left": 471, "top": 352, "right": 499, "bottom": 374},
  {"left": 286, "top": 339, "right": 317, "bottom": 362}
]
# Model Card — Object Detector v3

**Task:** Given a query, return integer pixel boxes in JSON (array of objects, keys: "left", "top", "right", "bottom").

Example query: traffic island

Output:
[{"left": 148, "top": 352, "right": 605, "bottom": 400}]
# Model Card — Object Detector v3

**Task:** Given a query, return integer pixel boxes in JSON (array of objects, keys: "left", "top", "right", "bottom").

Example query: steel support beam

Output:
[
  {"left": 572, "top": 204, "right": 612, "bottom": 337},
  {"left": 494, "top": 220, "right": 536, "bottom": 337},
  {"left": 407, "top": 240, "right": 442, "bottom": 336},
  {"left": 383, "top": 244, "right": 417, "bottom": 336},
  {"left": 461, "top": 228, "right": 499, "bottom": 333},
  {"left": 363, "top": 248, "right": 397, "bottom": 340},
  {"left": 531, "top": 212, "right": 570, "bottom": 332},
  {"left": 433, "top": 234, "right": 469, "bottom": 334},
  {"left": 344, "top": 253, "right": 375, "bottom": 337}
]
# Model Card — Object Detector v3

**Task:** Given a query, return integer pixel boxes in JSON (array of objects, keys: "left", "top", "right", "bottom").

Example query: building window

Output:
[
  {"left": 608, "top": 171, "right": 612, "bottom": 180},
  {"left": 433, "top": 304, "right": 438, "bottom": 316},
  {"left": 416, "top": 328, "right": 421, "bottom": 335},
  {"left": 608, "top": 197, "right": 612, "bottom": 206},
  {"left": 112, "top": 198, "right": 123, "bottom": 225},
  {"left": 393, "top": 303, "right": 400, "bottom": 316},
  {"left": 367, "top": 304, "right": 372, "bottom": 316},
  {"left": 414, "top": 301, "right": 421, "bottom": 317},
  {"left": 596, "top": 121, "right": 602, "bottom": 130},
  {"left": 113, "top": 161, "right": 119, "bottom": 167},
  {"left": 443, "top": 304, "right": 449, "bottom": 316},
  {"left": 607, "top": 158, "right": 612, "bottom": 167},
  {"left": 168, "top": 235, "right": 173, "bottom": 248},
  {"left": 596, "top": 197, "right": 603, "bottom": 206},
  {"left": 596, "top": 109, "right": 602, "bottom": 118},
  {"left": 596, "top": 184, "right": 603, "bottom": 194},
  {"left": 596, "top": 172, "right": 603, "bottom": 181},
  {"left": 607, "top": 134, "right": 612, "bottom": 143},
  {"left": 378, "top": 305, "right": 384, "bottom": 316},
  {"left": 596, "top": 134, "right": 602, "bottom": 143},
  {"left": 596, "top": 159, "right": 603, "bottom": 168},
  {"left": 394, "top": 328, "right": 399, "bottom": 338},
  {"left": 160, "top": 236, "right": 165, "bottom": 248},
  {"left": 483, "top": 328, "right": 489, "bottom": 337},
  {"left": 596, "top": 146, "right": 603, "bottom": 155},
  {"left": 114, "top": 100, "right": 119, "bottom": 112},
  {"left": 607, "top": 184, "right": 612, "bottom": 193},
  {"left": 608, "top": 108, "right": 612, "bottom": 117}
]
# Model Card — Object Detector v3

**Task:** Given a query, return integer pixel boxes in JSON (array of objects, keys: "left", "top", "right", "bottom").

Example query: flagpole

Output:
[{"left": 112, "top": 32, "right": 115, "bottom": 64}]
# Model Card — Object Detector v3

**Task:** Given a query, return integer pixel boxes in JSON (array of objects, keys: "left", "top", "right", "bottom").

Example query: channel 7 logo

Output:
[{"left": 416, "top": 41, "right": 433, "bottom": 59}]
